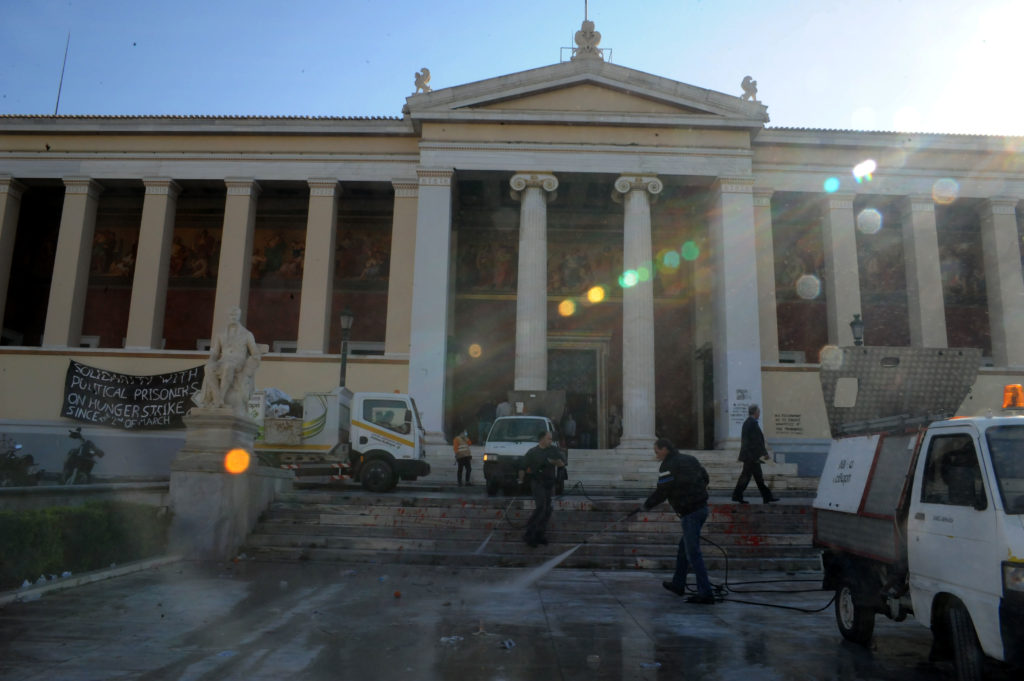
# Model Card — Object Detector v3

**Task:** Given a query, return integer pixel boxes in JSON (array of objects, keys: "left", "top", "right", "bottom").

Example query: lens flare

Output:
[
  {"left": 852, "top": 159, "right": 876, "bottom": 183},
  {"left": 932, "top": 178, "right": 959, "bottom": 205},
  {"left": 558, "top": 299, "right": 576, "bottom": 317},
  {"left": 681, "top": 241, "right": 700, "bottom": 261},
  {"left": 620, "top": 270, "right": 639, "bottom": 288},
  {"left": 468, "top": 343, "right": 482, "bottom": 358},
  {"left": 224, "top": 448, "right": 251, "bottom": 474},
  {"left": 586, "top": 286, "right": 605, "bottom": 303},
  {"left": 856, "top": 208, "right": 883, "bottom": 235},
  {"left": 795, "top": 274, "right": 822, "bottom": 300},
  {"left": 823, "top": 177, "right": 841, "bottom": 193},
  {"left": 661, "top": 250, "right": 681, "bottom": 269},
  {"left": 637, "top": 266, "right": 651, "bottom": 282}
]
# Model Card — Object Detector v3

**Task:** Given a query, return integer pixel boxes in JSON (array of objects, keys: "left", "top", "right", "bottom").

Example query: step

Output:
[{"left": 242, "top": 489, "right": 819, "bottom": 572}]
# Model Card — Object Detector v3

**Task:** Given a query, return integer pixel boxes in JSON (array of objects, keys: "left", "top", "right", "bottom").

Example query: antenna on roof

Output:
[{"left": 54, "top": 32, "right": 70, "bottom": 116}]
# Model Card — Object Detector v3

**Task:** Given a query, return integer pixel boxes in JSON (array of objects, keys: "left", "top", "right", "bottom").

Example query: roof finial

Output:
[{"left": 571, "top": 7, "right": 603, "bottom": 62}]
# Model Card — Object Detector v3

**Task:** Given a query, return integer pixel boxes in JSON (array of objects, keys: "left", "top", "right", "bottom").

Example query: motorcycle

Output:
[
  {"left": 0, "top": 434, "right": 42, "bottom": 487},
  {"left": 61, "top": 427, "right": 104, "bottom": 485}
]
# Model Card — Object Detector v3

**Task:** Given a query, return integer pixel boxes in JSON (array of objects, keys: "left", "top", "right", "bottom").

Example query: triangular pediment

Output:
[
  {"left": 405, "top": 59, "right": 768, "bottom": 129},
  {"left": 473, "top": 83, "right": 707, "bottom": 116}
]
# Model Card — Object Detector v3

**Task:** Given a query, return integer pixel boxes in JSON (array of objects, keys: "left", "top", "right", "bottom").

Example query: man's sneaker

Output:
[
  {"left": 764, "top": 496, "right": 780, "bottom": 503},
  {"left": 731, "top": 498, "right": 749, "bottom": 504},
  {"left": 685, "top": 594, "right": 716, "bottom": 604},
  {"left": 662, "top": 581, "right": 686, "bottom": 596}
]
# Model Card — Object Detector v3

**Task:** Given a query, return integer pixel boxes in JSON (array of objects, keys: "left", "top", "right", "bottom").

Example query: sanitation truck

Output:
[
  {"left": 812, "top": 346, "right": 1024, "bottom": 680},
  {"left": 251, "top": 388, "right": 430, "bottom": 492}
]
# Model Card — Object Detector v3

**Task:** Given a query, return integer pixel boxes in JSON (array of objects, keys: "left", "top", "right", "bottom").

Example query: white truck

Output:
[
  {"left": 482, "top": 390, "right": 569, "bottom": 497},
  {"left": 251, "top": 388, "right": 430, "bottom": 493},
  {"left": 813, "top": 346, "right": 1024, "bottom": 680}
]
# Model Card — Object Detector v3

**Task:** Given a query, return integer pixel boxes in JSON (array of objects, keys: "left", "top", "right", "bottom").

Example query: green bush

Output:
[{"left": 0, "top": 501, "right": 171, "bottom": 590}]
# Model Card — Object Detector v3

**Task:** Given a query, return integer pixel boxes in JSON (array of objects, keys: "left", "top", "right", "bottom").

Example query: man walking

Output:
[
  {"left": 519, "top": 431, "right": 565, "bottom": 547},
  {"left": 732, "top": 404, "right": 780, "bottom": 504},
  {"left": 638, "top": 438, "right": 715, "bottom": 604}
]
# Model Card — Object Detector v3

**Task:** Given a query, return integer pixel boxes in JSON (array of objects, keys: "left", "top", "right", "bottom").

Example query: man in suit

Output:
[{"left": 731, "top": 404, "right": 780, "bottom": 504}]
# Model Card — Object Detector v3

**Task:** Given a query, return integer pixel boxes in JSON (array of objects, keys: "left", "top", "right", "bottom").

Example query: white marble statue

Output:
[
  {"left": 193, "top": 306, "right": 264, "bottom": 417},
  {"left": 741, "top": 76, "right": 758, "bottom": 102},
  {"left": 414, "top": 68, "right": 432, "bottom": 94}
]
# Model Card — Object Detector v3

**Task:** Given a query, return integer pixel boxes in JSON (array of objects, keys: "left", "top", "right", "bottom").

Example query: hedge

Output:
[{"left": 0, "top": 501, "right": 171, "bottom": 590}]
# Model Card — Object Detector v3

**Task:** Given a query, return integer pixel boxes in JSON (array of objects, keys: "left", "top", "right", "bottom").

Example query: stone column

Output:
[
  {"left": 125, "top": 178, "right": 181, "bottom": 349},
  {"left": 297, "top": 179, "right": 339, "bottom": 353},
  {"left": 753, "top": 188, "right": 780, "bottom": 363},
  {"left": 408, "top": 168, "right": 454, "bottom": 441},
  {"left": 384, "top": 179, "right": 418, "bottom": 357},
  {"left": 613, "top": 174, "right": 661, "bottom": 451},
  {"left": 43, "top": 177, "right": 103, "bottom": 347},
  {"left": 711, "top": 178, "right": 762, "bottom": 447},
  {"left": 900, "top": 195, "right": 947, "bottom": 347},
  {"left": 822, "top": 193, "right": 862, "bottom": 346},
  {"left": 211, "top": 179, "right": 260, "bottom": 330},
  {"left": 980, "top": 198, "right": 1024, "bottom": 366},
  {"left": 0, "top": 176, "right": 26, "bottom": 334},
  {"left": 510, "top": 172, "right": 558, "bottom": 391}
]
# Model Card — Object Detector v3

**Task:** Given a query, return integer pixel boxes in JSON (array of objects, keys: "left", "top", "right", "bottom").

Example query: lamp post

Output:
[
  {"left": 850, "top": 313, "right": 865, "bottom": 346},
  {"left": 339, "top": 306, "right": 355, "bottom": 387}
]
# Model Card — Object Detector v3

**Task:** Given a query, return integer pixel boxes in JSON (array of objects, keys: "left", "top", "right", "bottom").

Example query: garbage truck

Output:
[
  {"left": 251, "top": 388, "right": 430, "bottom": 492},
  {"left": 812, "top": 346, "right": 1024, "bottom": 680}
]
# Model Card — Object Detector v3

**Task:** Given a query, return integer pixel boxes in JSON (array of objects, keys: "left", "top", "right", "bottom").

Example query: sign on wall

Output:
[{"left": 62, "top": 360, "right": 204, "bottom": 430}]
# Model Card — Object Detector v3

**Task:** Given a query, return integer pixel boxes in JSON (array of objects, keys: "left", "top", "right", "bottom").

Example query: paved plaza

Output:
[{"left": 1, "top": 557, "right": 1016, "bottom": 680}]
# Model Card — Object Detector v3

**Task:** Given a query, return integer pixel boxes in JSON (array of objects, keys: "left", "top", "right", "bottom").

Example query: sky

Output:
[{"left": 2, "top": 0, "right": 1024, "bottom": 136}]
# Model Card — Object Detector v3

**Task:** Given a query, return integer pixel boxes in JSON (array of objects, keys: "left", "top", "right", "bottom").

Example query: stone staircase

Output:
[
  {"left": 421, "top": 445, "right": 820, "bottom": 496},
  {"left": 242, "top": 488, "right": 821, "bottom": 572}
]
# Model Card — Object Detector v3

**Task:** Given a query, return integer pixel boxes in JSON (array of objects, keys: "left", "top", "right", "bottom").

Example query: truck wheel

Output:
[
  {"left": 835, "top": 581, "right": 874, "bottom": 646},
  {"left": 948, "top": 602, "right": 984, "bottom": 681},
  {"left": 361, "top": 459, "right": 396, "bottom": 493},
  {"left": 486, "top": 476, "right": 500, "bottom": 497}
]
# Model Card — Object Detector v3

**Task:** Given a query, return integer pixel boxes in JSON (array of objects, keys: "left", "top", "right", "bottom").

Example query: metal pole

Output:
[{"left": 339, "top": 329, "right": 350, "bottom": 387}]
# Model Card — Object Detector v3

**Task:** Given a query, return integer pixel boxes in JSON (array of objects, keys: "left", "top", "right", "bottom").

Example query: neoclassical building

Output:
[{"left": 2, "top": 25, "right": 1023, "bottom": 474}]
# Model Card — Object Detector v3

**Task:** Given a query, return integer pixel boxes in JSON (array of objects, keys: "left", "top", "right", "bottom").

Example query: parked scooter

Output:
[
  {"left": 0, "top": 434, "right": 42, "bottom": 487},
  {"left": 60, "top": 427, "right": 104, "bottom": 485}
]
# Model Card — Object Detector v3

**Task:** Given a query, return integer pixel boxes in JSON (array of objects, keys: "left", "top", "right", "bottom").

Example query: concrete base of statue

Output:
[{"left": 168, "top": 407, "right": 292, "bottom": 560}]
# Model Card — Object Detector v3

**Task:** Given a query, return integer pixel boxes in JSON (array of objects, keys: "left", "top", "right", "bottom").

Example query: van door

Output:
[{"left": 907, "top": 429, "right": 1001, "bottom": 653}]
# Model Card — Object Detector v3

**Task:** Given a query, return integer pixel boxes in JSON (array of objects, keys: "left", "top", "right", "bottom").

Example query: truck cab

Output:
[
  {"left": 482, "top": 415, "right": 567, "bottom": 497},
  {"left": 906, "top": 416, "right": 1024, "bottom": 670},
  {"left": 348, "top": 392, "right": 430, "bottom": 492}
]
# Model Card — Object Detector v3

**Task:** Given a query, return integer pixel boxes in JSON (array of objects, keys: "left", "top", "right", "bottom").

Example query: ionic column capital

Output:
[
  {"left": 0, "top": 175, "right": 26, "bottom": 200},
  {"left": 392, "top": 179, "right": 418, "bottom": 198},
  {"left": 224, "top": 178, "right": 261, "bottom": 197},
  {"left": 307, "top": 178, "right": 340, "bottom": 198},
  {"left": 416, "top": 167, "right": 454, "bottom": 187},
  {"left": 612, "top": 174, "right": 662, "bottom": 201},
  {"left": 510, "top": 172, "right": 558, "bottom": 202},
  {"left": 143, "top": 177, "right": 181, "bottom": 200},
  {"left": 62, "top": 176, "right": 104, "bottom": 200}
]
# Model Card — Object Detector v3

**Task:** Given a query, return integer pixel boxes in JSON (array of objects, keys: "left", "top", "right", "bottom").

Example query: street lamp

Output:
[
  {"left": 339, "top": 306, "right": 355, "bottom": 387},
  {"left": 849, "top": 313, "right": 865, "bottom": 346}
]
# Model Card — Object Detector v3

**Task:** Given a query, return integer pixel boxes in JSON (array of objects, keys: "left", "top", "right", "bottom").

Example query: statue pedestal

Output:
[{"left": 168, "top": 407, "right": 292, "bottom": 560}]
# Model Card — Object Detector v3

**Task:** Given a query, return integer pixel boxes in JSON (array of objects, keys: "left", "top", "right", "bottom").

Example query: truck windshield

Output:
[
  {"left": 488, "top": 419, "right": 546, "bottom": 443},
  {"left": 985, "top": 425, "right": 1024, "bottom": 514}
]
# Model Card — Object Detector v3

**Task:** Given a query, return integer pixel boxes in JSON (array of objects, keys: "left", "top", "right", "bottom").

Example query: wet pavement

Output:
[{"left": 0, "top": 558, "right": 1016, "bottom": 681}]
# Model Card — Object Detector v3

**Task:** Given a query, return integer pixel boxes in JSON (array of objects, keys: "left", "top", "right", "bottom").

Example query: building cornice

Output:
[
  {"left": 0, "top": 116, "right": 416, "bottom": 136},
  {"left": 756, "top": 127, "right": 1024, "bottom": 153}
]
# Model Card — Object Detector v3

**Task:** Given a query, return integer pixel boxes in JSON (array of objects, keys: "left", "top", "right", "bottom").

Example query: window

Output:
[
  {"left": 921, "top": 434, "right": 986, "bottom": 508},
  {"left": 272, "top": 340, "right": 297, "bottom": 353},
  {"left": 487, "top": 418, "right": 548, "bottom": 443},
  {"left": 986, "top": 425, "right": 1024, "bottom": 514},
  {"left": 362, "top": 399, "right": 412, "bottom": 434}
]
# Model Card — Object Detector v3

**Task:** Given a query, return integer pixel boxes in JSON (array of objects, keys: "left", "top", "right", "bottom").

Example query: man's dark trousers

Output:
[
  {"left": 525, "top": 479, "right": 554, "bottom": 543},
  {"left": 732, "top": 459, "right": 772, "bottom": 502}
]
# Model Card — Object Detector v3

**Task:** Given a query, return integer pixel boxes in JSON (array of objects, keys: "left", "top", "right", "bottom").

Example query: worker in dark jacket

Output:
[
  {"left": 519, "top": 430, "right": 565, "bottom": 547},
  {"left": 637, "top": 438, "right": 715, "bottom": 604},
  {"left": 732, "top": 404, "right": 780, "bottom": 504}
]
